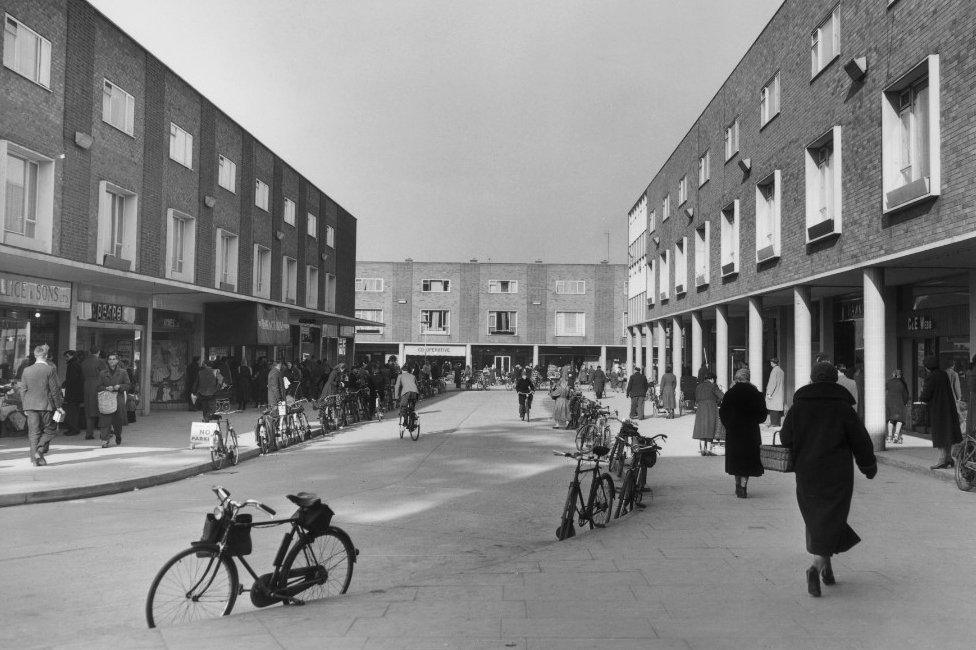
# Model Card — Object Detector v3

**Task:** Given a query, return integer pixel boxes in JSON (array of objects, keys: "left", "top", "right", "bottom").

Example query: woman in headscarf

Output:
[
  {"left": 885, "top": 369, "right": 909, "bottom": 444},
  {"left": 719, "top": 368, "right": 768, "bottom": 497},
  {"left": 780, "top": 362, "right": 877, "bottom": 597},
  {"left": 550, "top": 376, "right": 571, "bottom": 429},
  {"left": 659, "top": 365, "right": 677, "bottom": 418},
  {"left": 692, "top": 370, "right": 724, "bottom": 456},
  {"left": 919, "top": 355, "right": 962, "bottom": 469}
]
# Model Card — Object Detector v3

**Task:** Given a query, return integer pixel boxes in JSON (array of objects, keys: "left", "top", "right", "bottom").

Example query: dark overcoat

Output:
[
  {"left": 97, "top": 366, "right": 131, "bottom": 429},
  {"left": 719, "top": 382, "right": 768, "bottom": 477},
  {"left": 919, "top": 368, "right": 961, "bottom": 448},
  {"left": 884, "top": 377, "right": 909, "bottom": 423},
  {"left": 659, "top": 372, "right": 677, "bottom": 410},
  {"left": 80, "top": 354, "right": 107, "bottom": 417},
  {"left": 63, "top": 357, "right": 85, "bottom": 404},
  {"left": 626, "top": 372, "right": 648, "bottom": 398},
  {"left": 692, "top": 381, "right": 723, "bottom": 440},
  {"left": 591, "top": 369, "right": 607, "bottom": 392},
  {"left": 780, "top": 382, "right": 876, "bottom": 556}
]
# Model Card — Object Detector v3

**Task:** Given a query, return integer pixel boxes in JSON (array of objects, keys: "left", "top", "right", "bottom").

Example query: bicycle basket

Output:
[
  {"left": 297, "top": 502, "right": 334, "bottom": 536},
  {"left": 225, "top": 514, "right": 253, "bottom": 556},
  {"left": 199, "top": 512, "right": 230, "bottom": 545},
  {"left": 635, "top": 448, "right": 658, "bottom": 469}
]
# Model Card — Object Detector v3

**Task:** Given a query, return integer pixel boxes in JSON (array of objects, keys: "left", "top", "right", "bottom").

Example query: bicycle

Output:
[
  {"left": 954, "top": 427, "right": 976, "bottom": 491},
  {"left": 146, "top": 486, "right": 357, "bottom": 628},
  {"left": 517, "top": 391, "right": 533, "bottom": 422},
  {"left": 209, "top": 401, "right": 240, "bottom": 470},
  {"left": 398, "top": 395, "right": 420, "bottom": 441},
  {"left": 614, "top": 434, "right": 667, "bottom": 519},
  {"left": 575, "top": 401, "right": 619, "bottom": 452},
  {"left": 553, "top": 445, "right": 615, "bottom": 540},
  {"left": 607, "top": 419, "right": 641, "bottom": 477},
  {"left": 286, "top": 398, "right": 312, "bottom": 443},
  {"left": 254, "top": 405, "right": 277, "bottom": 455}
]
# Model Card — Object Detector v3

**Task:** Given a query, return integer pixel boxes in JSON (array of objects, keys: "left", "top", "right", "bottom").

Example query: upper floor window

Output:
[
  {"left": 1, "top": 141, "right": 55, "bottom": 254},
  {"left": 755, "top": 171, "right": 782, "bottom": 263},
  {"left": 355, "top": 309, "right": 383, "bottom": 334},
  {"left": 324, "top": 273, "right": 336, "bottom": 311},
  {"left": 307, "top": 212, "right": 317, "bottom": 238},
  {"left": 355, "top": 277, "right": 384, "bottom": 292},
  {"left": 555, "top": 311, "right": 585, "bottom": 337},
  {"left": 649, "top": 208, "right": 657, "bottom": 232},
  {"left": 805, "top": 126, "right": 843, "bottom": 243},
  {"left": 169, "top": 123, "right": 193, "bottom": 169},
  {"left": 325, "top": 224, "right": 335, "bottom": 247},
  {"left": 678, "top": 176, "right": 688, "bottom": 205},
  {"left": 646, "top": 257, "right": 656, "bottom": 306},
  {"left": 488, "top": 311, "right": 517, "bottom": 335},
  {"left": 97, "top": 181, "right": 138, "bottom": 268},
  {"left": 555, "top": 280, "right": 585, "bottom": 295},
  {"left": 215, "top": 229, "right": 239, "bottom": 290},
  {"left": 674, "top": 237, "right": 688, "bottom": 295},
  {"left": 420, "top": 309, "right": 450, "bottom": 334},
  {"left": 3, "top": 15, "right": 51, "bottom": 88},
  {"left": 720, "top": 200, "right": 740, "bottom": 277},
  {"left": 102, "top": 80, "right": 135, "bottom": 135},
  {"left": 695, "top": 222, "right": 710, "bottom": 287},
  {"left": 166, "top": 208, "right": 196, "bottom": 282},
  {"left": 811, "top": 6, "right": 841, "bottom": 77},
  {"left": 662, "top": 194, "right": 671, "bottom": 221},
  {"left": 724, "top": 120, "right": 739, "bottom": 160},
  {"left": 283, "top": 198, "right": 295, "bottom": 226},
  {"left": 253, "top": 245, "right": 271, "bottom": 298},
  {"left": 282, "top": 256, "right": 297, "bottom": 303},
  {"left": 306, "top": 265, "right": 319, "bottom": 307},
  {"left": 254, "top": 179, "right": 269, "bottom": 211},
  {"left": 488, "top": 280, "right": 518, "bottom": 293},
  {"left": 422, "top": 279, "right": 450, "bottom": 292},
  {"left": 698, "top": 151, "right": 710, "bottom": 187},
  {"left": 659, "top": 250, "right": 670, "bottom": 301},
  {"left": 760, "top": 73, "right": 780, "bottom": 126},
  {"left": 217, "top": 155, "right": 236, "bottom": 193}
]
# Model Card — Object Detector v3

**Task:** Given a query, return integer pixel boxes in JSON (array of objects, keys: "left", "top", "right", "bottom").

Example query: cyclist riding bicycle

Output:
[
  {"left": 394, "top": 363, "right": 420, "bottom": 428},
  {"left": 514, "top": 368, "right": 535, "bottom": 421}
]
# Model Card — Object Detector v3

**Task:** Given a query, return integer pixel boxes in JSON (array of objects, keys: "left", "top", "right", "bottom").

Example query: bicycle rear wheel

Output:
[
  {"left": 410, "top": 419, "right": 420, "bottom": 441},
  {"left": 228, "top": 429, "right": 239, "bottom": 466},
  {"left": 145, "top": 547, "right": 238, "bottom": 628},
  {"left": 256, "top": 420, "right": 270, "bottom": 455},
  {"left": 614, "top": 472, "right": 634, "bottom": 519},
  {"left": 575, "top": 424, "right": 597, "bottom": 452},
  {"left": 634, "top": 464, "right": 648, "bottom": 507},
  {"left": 281, "top": 528, "right": 355, "bottom": 601},
  {"left": 955, "top": 438, "right": 976, "bottom": 491},
  {"left": 209, "top": 433, "right": 223, "bottom": 471},
  {"left": 591, "top": 474, "right": 615, "bottom": 528}
]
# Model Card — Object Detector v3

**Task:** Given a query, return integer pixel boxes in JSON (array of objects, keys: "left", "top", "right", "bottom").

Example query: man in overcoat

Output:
[
  {"left": 764, "top": 357, "right": 785, "bottom": 426},
  {"left": 626, "top": 367, "right": 649, "bottom": 420},
  {"left": 591, "top": 366, "right": 607, "bottom": 399},
  {"left": 80, "top": 347, "right": 107, "bottom": 439},
  {"left": 21, "top": 344, "right": 63, "bottom": 466},
  {"left": 61, "top": 350, "right": 84, "bottom": 436},
  {"left": 919, "top": 356, "right": 962, "bottom": 469}
]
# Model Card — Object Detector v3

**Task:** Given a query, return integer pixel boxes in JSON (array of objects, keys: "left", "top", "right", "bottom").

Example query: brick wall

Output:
[
  {"left": 334, "top": 204, "right": 356, "bottom": 316},
  {"left": 139, "top": 54, "right": 164, "bottom": 275},
  {"left": 57, "top": 0, "right": 88, "bottom": 261}
]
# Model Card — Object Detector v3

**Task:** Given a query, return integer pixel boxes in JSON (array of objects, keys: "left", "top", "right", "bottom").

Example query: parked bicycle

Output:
[
  {"left": 575, "top": 400, "right": 619, "bottom": 452},
  {"left": 146, "top": 486, "right": 357, "bottom": 628},
  {"left": 209, "top": 400, "right": 240, "bottom": 470},
  {"left": 613, "top": 433, "right": 667, "bottom": 519},
  {"left": 553, "top": 445, "right": 615, "bottom": 540},
  {"left": 955, "top": 426, "right": 976, "bottom": 491}
]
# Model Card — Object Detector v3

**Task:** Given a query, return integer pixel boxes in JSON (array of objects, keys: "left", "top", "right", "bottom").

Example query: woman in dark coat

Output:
[
  {"left": 719, "top": 368, "right": 768, "bottom": 497},
  {"left": 236, "top": 363, "right": 252, "bottom": 411},
  {"left": 80, "top": 347, "right": 107, "bottom": 439},
  {"left": 97, "top": 352, "right": 131, "bottom": 447},
  {"left": 780, "top": 361, "right": 877, "bottom": 598},
  {"left": 659, "top": 366, "right": 677, "bottom": 418},
  {"left": 692, "top": 372, "right": 723, "bottom": 456},
  {"left": 885, "top": 369, "right": 909, "bottom": 444},
  {"left": 61, "top": 350, "right": 85, "bottom": 436},
  {"left": 919, "top": 355, "right": 962, "bottom": 469}
]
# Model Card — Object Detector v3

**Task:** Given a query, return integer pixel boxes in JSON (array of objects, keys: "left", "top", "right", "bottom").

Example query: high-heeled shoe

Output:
[
  {"left": 931, "top": 461, "right": 951, "bottom": 470},
  {"left": 821, "top": 560, "right": 835, "bottom": 585},
  {"left": 806, "top": 566, "right": 821, "bottom": 597}
]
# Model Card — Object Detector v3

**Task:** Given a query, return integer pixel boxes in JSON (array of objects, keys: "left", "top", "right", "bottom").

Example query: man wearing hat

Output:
[
  {"left": 626, "top": 366, "right": 649, "bottom": 420},
  {"left": 919, "top": 355, "right": 961, "bottom": 469}
]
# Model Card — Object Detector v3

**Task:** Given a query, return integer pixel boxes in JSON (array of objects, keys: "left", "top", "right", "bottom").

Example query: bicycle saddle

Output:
[
  {"left": 591, "top": 445, "right": 610, "bottom": 458},
  {"left": 286, "top": 492, "right": 322, "bottom": 508}
]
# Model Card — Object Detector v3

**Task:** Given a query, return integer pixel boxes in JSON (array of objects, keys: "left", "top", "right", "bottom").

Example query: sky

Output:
[{"left": 90, "top": 0, "right": 784, "bottom": 265}]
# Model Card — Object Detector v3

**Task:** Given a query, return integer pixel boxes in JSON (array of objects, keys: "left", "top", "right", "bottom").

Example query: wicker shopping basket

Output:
[{"left": 759, "top": 430, "right": 794, "bottom": 472}]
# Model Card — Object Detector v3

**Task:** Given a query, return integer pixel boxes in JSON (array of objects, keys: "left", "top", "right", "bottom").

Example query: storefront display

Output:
[
  {"left": 0, "top": 273, "right": 71, "bottom": 379},
  {"left": 150, "top": 311, "right": 197, "bottom": 406}
]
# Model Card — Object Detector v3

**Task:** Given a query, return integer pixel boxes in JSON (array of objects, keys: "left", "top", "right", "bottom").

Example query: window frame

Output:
[
  {"left": 283, "top": 198, "right": 296, "bottom": 226},
  {"left": 355, "top": 309, "right": 384, "bottom": 334},
  {"left": 165, "top": 208, "right": 196, "bottom": 282},
  {"left": 325, "top": 224, "right": 335, "bottom": 248},
  {"left": 420, "top": 309, "right": 450, "bottom": 335},
  {"left": 215, "top": 228, "right": 239, "bottom": 290},
  {"left": 307, "top": 212, "right": 318, "bottom": 238},
  {"left": 646, "top": 257, "right": 656, "bottom": 307},
  {"left": 96, "top": 180, "right": 138, "bottom": 267},
  {"left": 282, "top": 256, "right": 298, "bottom": 303},
  {"left": 724, "top": 119, "right": 740, "bottom": 161},
  {"left": 695, "top": 221, "right": 711, "bottom": 287},
  {"left": 488, "top": 279, "right": 518, "bottom": 294},
  {"left": 811, "top": 5, "right": 841, "bottom": 79},
  {"left": 760, "top": 73, "right": 781, "bottom": 127},
  {"left": 674, "top": 237, "right": 688, "bottom": 296},
  {"left": 3, "top": 14, "right": 52, "bottom": 89},
  {"left": 168, "top": 123, "right": 193, "bottom": 169},
  {"left": 659, "top": 250, "right": 670, "bottom": 301},
  {"left": 217, "top": 155, "right": 237, "bottom": 193},
  {"left": 253, "top": 244, "right": 271, "bottom": 298},
  {"left": 554, "top": 280, "right": 585, "bottom": 295},
  {"left": 305, "top": 265, "right": 319, "bottom": 308},
  {"left": 804, "top": 126, "right": 843, "bottom": 243},
  {"left": 755, "top": 170, "right": 782, "bottom": 263},
  {"left": 355, "top": 277, "right": 384, "bottom": 292},
  {"left": 678, "top": 176, "right": 688, "bottom": 205},
  {"left": 720, "top": 200, "right": 740, "bottom": 277},
  {"left": 487, "top": 310, "right": 518, "bottom": 335},
  {"left": 554, "top": 311, "right": 586, "bottom": 337},
  {"left": 421, "top": 279, "right": 451, "bottom": 292},
  {"left": 662, "top": 194, "right": 671, "bottom": 221},
  {"left": 101, "top": 79, "right": 135, "bottom": 136},
  {"left": 254, "top": 179, "right": 270, "bottom": 211},
  {"left": 698, "top": 150, "right": 710, "bottom": 187}
]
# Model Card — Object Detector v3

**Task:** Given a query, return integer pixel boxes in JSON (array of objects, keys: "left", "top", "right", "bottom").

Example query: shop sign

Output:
[
  {"left": 300, "top": 324, "right": 312, "bottom": 342},
  {"left": 322, "top": 324, "right": 338, "bottom": 338},
  {"left": 907, "top": 313, "right": 936, "bottom": 331},
  {"left": 0, "top": 273, "right": 71, "bottom": 309},
  {"left": 256, "top": 305, "right": 290, "bottom": 345},
  {"left": 340, "top": 325, "right": 356, "bottom": 338},
  {"left": 189, "top": 422, "right": 218, "bottom": 449},
  {"left": 839, "top": 300, "right": 863, "bottom": 321},
  {"left": 403, "top": 344, "right": 467, "bottom": 357},
  {"left": 154, "top": 312, "right": 194, "bottom": 330},
  {"left": 91, "top": 302, "right": 127, "bottom": 322}
]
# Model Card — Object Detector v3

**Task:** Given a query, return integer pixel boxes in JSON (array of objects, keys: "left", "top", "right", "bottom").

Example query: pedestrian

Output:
[
  {"left": 719, "top": 368, "right": 768, "bottom": 497},
  {"left": 659, "top": 365, "right": 677, "bottom": 418},
  {"left": 320, "top": 362, "right": 345, "bottom": 399},
  {"left": 626, "top": 366, "right": 648, "bottom": 420},
  {"left": 61, "top": 350, "right": 84, "bottom": 436},
  {"left": 252, "top": 358, "right": 269, "bottom": 405},
  {"left": 550, "top": 376, "right": 571, "bottom": 429},
  {"left": 266, "top": 360, "right": 284, "bottom": 406},
  {"left": 97, "top": 351, "right": 131, "bottom": 447},
  {"left": 692, "top": 371, "right": 724, "bottom": 456},
  {"left": 919, "top": 356, "right": 962, "bottom": 469},
  {"left": 236, "top": 362, "right": 252, "bottom": 411},
  {"left": 80, "top": 346, "right": 107, "bottom": 439},
  {"left": 184, "top": 356, "right": 200, "bottom": 411},
  {"left": 885, "top": 369, "right": 910, "bottom": 444},
  {"left": 514, "top": 368, "right": 535, "bottom": 421},
  {"left": 835, "top": 363, "right": 859, "bottom": 413},
  {"left": 591, "top": 365, "right": 607, "bottom": 399},
  {"left": 192, "top": 360, "right": 219, "bottom": 422},
  {"left": 764, "top": 357, "right": 785, "bottom": 427},
  {"left": 680, "top": 367, "right": 698, "bottom": 413},
  {"left": 780, "top": 361, "right": 877, "bottom": 598},
  {"left": 21, "top": 344, "right": 63, "bottom": 466},
  {"left": 947, "top": 360, "right": 963, "bottom": 417}
]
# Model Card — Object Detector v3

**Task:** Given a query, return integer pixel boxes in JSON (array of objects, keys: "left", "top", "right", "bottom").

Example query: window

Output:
[
  {"left": 4, "top": 153, "right": 36, "bottom": 240},
  {"left": 488, "top": 280, "right": 518, "bottom": 293},
  {"left": 1, "top": 142, "right": 54, "bottom": 253},
  {"left": 678, "top": 176, "right": 688, "bottom": 205},
  {"left": 324, "top": 273, "right": 336, "bottom": 311},
  {"left": 422, "top": 279, "right": 450, "bottom": 292},
  {"left": 169, "top": 123, "right": 193, "bottom": 168},
  {"left": 102, "top": 80, "right": 135, "bottom": 135},
  {"left": 646, "top": 257, "right": 656, "bottom": 306},
  {"left": 555, "top": 311, "right": 585, "bottom": 337},
  {"left": 882, "top": 55, "right": 940, "bottom": 212},
  {"left": 254, "top": 179, "right": 269, "bottom": 211},
  {"left": 283, "top": 198, "right": 295, "bottom": 226},
  {"left": 217, "top": 155, "right": 236, "bottom": 193},
  {"left": 306, "top": 265, "right": 319, "bottom": 307},
  {"left": 420, "top": 309, "right": 450, "bottom": 334},
  {"left": 649, "top": 208, "right": 657, "bottom": 232},
  {"left": 805, "top": 126, "right": 843, "bottom": 242},
  {"left": 674, "top": 237, "right": 688, "bottom": 295},
  {"left": 695, "top": 222, "right": 710, "bottom": 286},
  {"left": 720, "top": 201, "right": 740, "bottom": 276},
  {"left": 724, "top": 120, "right": 739, "bottom": 160},
  {"left": 355, "top": 277, "right": 384, "bottom": 292},
  {"left": 97, "top": 181, "right": 138, "bottom": 267},
  {"left": 306, "top": 213, "right": 317, "bottom": 237},
  {"left": 166, "top": 209, "right": 196, "bottom": 282},
  {"left": 662, "top": 194, "right": 671, "bottom": 221},
  {"left": 811, "top": 6, "right": 840, "bottom": 77},
  {"left": 282, "top": 257, "right": 297, "bottom": 303},
  {"left": 355, "top": 309, "right": 383, "bottom": 334},
  {"left": 325, "top": 224, "right": 335, "bottom": 247},
  {"left": 215, "top": 229, "right": 238, "bottom": 290},
  {"left": 555, "top": 280, "right": 585, "bottom": 294},
  {"left": 3, "top": 15, "right": 51, "bottom": 88},
  {"left": 755, "top": 171, "right": 782, "bottom": 262},
  {"left": 253, "top": 245, "right": 271, "bottom": 297},
  {"left": 659, "top": 250, "right": 670, "bottom": 301},
  {"left": 488, "top": 311, "right": 517, "bottom": 335},
  {"left": 698, "top": 151, "right": 710, "bottom": 187},
  {"left": 760, "top": 73, "right": 780, "bottom": 126}
]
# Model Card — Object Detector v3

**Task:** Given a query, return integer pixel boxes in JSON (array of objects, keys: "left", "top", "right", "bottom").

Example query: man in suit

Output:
[
  {"left": 267, "top": 360, "right": 284, "bottom": 406},
  {"left": 626, "top": 366, "right": 649, "bottom": 420},
  {"left": 21, "top": 344, "right": 63, "bottom": 466}
]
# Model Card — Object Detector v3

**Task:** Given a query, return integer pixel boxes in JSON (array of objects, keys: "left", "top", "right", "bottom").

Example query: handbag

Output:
[
  {"left": 759, "top": 430, "right": 793, "bottom": 472},
  {"left": 97, "top": 390, "right": 118, "bottom": 415}
]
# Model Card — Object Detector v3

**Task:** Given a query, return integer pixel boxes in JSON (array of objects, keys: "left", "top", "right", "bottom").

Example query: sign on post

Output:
[{"left": 190, "top": 422, "right": 219, "bottom": 449}]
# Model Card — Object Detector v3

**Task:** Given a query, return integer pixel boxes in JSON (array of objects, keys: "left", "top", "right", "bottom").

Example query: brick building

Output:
[
  {"left": 0, "top": 0, "right": 368, "bottom": 412},
  {"left": 625, "top": 0, "right": 976, "bottom": 446},
  {"left": 354, "top": 260, "right": 628, "bottom": 374}
]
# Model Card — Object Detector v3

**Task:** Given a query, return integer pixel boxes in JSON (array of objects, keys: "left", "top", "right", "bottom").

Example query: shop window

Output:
[
  {"left": 102, "top": 79, "right": 135, "bottom": 136},
  {"left": 488, "top": 280, "right": 517, "bottom": 293},
  {"left": 421, "top": 309, "right": 449, "bottom": 334},
  {"left": 755, "top": 170, "right": 781, "bottom": 263},
  {"left": 422, "top": 279, "right": 450, "bottom": 292},
  {"left": 0, "top": 313, "right": 29, "bottom": 382},
  {"left": 169, "top": 123, "right": 193, "bottom": 169},
  {"left": 811, "top": 5, "right": 840, "bottom": 78},
  {"left": 355, "top": 277, "right": 384, "bottom": 292},
  {"left": 166, "top": 209, "right": 196, "bottom": 282},
  {"left": 881, "top": 55, "right": 940, "bottom": 212},
  {"left": 698, "top": 151, "right": 710, "bottom": 187},
  {"left": 325, "top": 224, "right": 335, "bottom": 247},
  {"left": 324, "top": 273, "right": 336, "bottom": 311},
  {"left": 3, "top": 15, "right": 51, "bottom": 88},
  {"left": 283, "top": 198, "right": 295, "bottom": 226},
  {"left": 555, "top": 280, "right": 585, "bottom": 294},
  {"left": 355, "top": 309, "right": 383, "bottom": 334},
  {"left": 805, "top": 126, "right": 843, "bottom": 243},
  {"left": 695, "top": 221, "right": 710, "bottom": 287},
  {"left": 1, "top": 140, "right": 54, "bottom": 253},
  {"left": 760, "top": 73, "right": 780, "bottom": 127},
  {"left": 254, "top": 179, "right": 269, "bottom": 211},
  {"left": 674, "top": 237, "right": 688, "bottom": 296},
  {"left": 253, "top": 245, "right": 271, "bottom": 298},
  {"left": 307, "top": 212, "right": 317, "bottom": 238},
  {"left": 724, "top": 119, "right": 739, "bottom": 161},
  {"left": 720, "top": 200, "right": 739, "bottom": 276},
  {"left": 488, "top": 311, "right": 517, "bottom": 335},
  {"left": 555, "top": 311, "right": 585, "bottom": 337},
  {"left": 217, "top": 155, "right": 236, "bottom": 193},
  {"left": 215, "top": 229, "right": 238, "bottom": 290},
  {"left": 97, "top": 181, "right": 138, "bottom": 270},
  {"left": 305, "top": 265, "right": 319, "bottom": 308},
  {"left": 282, "top": 256, "right": 297, "bottom": 303},
  {"left": 659, "top": 250, "right": 670, "bottom": 301}
]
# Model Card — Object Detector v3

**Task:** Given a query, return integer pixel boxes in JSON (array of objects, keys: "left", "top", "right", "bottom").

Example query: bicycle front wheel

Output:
[
  {"left": 614, "top": 473, "right": 634, "bottom": 519},
  {"left": 209, "top": 433, "right": 223, "bottom": 471},
  {"left": 591, "top": 474, "right": 615, "bottom": 528},
  {"left": 282, "top": 528, "right": 355, "bottom": 602},
  {"left": 575, "top": 424, "right": 596, "bottom": 452},
  {"left": 146, "top": 547, "right": 238, "bottom": 628},
  {"left": 228, "top": 429, "right": 239, "bottom": 466},
  {"left": 955, "top": 438, "right": 976, "bottom": 491}
]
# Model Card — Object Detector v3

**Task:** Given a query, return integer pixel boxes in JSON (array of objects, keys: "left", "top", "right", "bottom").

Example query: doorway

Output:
[{"left": 494, "top": 355, "right": 511, "bottom": 376}]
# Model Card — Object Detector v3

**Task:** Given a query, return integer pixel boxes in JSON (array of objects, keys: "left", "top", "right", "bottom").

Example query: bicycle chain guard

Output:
[{"left": 250, "top": 573, "right": 281, "bottom": 608}]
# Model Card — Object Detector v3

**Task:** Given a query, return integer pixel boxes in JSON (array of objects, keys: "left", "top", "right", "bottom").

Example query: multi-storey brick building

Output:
[
  {"left": 0, "top": 0, "right": 368, "bottom": 412},
  {"left": 624, "top": 0, "right": 976, "bottom": 445},
  {"left": 354, "top": 260, "right": 628, "bottom": 374}
]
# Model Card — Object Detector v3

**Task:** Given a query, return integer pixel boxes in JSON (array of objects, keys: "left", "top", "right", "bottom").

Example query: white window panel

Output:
[
  {"left": 355, "top": 309, "right": 383, "bottom": 334},
  {"left": 678, "top": 176, "right": 688, "bottom": 205},
  {"left": 659, "top": 250, "right": 670, "bottom": 301},
  {"left": 488, "top": 311, "right": 517, "bottom": 335},
  {"left": 355, "top": 277, "right": 384, "bottom": 292},
  {"left": 646, "top": 257, "right": 656, "bottom": 306},
  {"left": 307, "top": 212, "right": 317, "bottom": 237},
  {"left": 282, "top": 256, "right": 297, "bottom": 302},
  {"left": 102, "top": 80, "right": 135, "bottom": 135},
  {"left": 324, "top": 273, "right": 336, "bottom": 311},
  {"left": 166, "top": 209, "right": 196, "bottom": 282},
  {"left": 698, "top": 151, "right": 710, "bottom": 187},
  {"left": 215, "top": 229, "right": 238, "bottom": 290},
  {"left": 755, "top": 170, "right": 782, "bottom": 262},
  {"left": 325, "top": 224, "right": 335, "bottom": 247},
  {"left": 253, "top": 245, "right": 271, "bottom": 298},
  {"left": 674, "top": 237, "right": 688, "bottom": 295},
  {"left": 649, "top": 208, "right": 657, "bottom": 233},
  {"left": 420, "top": 309, "right": 450, "bottom": 334},
  {"left": 811, "top": 6, "right": 841, "bottom": 77},
  {"left": 306, "top": 265, "right": 319, "bottom": 307},
  {"left": 254, "top": 179, "right": 270, "bottom": 211},
  {"left": 724, "top": 120, "right": 739, "bottom": 160},
  {"left": 3, "top": 15, "right": 51, "bottom": 88},
  {"left": 804, "top": 126, "right": 843, "bottom": 243},
  {"left": 283, "top": 198, "right": 296, "bottom": 226},
  {"left": 169, "top": 123, "right": 193, "bottom": 168},
  {"left": 720, "top": 200, "right": 740, "bottom": 276},
  {"left": 488, "top": 280, "right": 518, "bottom": 293},
  {"left": 760, "top": 73, "right": 780, "bottom": 126},
  {"left": 628, "top": 195, "right": 647, "bottom": 243},
  {"left": 555, "top": 311, "right": 585, "bottom": 337},
  {"left": 662, "top": 194, "right": 671, "bottom": 221},
  {"left": 554, "top": 280, "right": 585, "bottom": 294},
  {"left": 217, "top": 155, "right": 236, "bottom": 193},
  {"left": 1, "top": 140, "right": 55, "bottom": 253},
  {"left": 695, "top": 222, "right": 710, "bottom": 286},
  {"left": 422, "top": 279, "right": 451, "bottom": 292},
  {"left": 96, "top": 181, "right": 138, "bottom": 267}
]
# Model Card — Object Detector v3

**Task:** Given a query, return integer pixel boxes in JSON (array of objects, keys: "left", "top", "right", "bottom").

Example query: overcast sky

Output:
[{"left": 91, "top": 0, "right": 783, "bottom": 265}]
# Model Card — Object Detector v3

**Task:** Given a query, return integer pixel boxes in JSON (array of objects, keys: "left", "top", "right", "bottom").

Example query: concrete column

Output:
[
  {"left": 748, "top": 297, "right": 763, "bottom": 385},
  {"left": 671, "top": 317, "right": 682, "bottom": 378},
  {"left": 969, "top": 271, "right": 976, "bottom": 359},
  {"left": 465, "top": 344, "right": 472, "bottom": 368},
  {"left": 794, "top": 286, "right": 812, "bottom": 390},
  {"left": 716, "top": 305, "right": 729, "bottom": 389},
  {"left": 656, "top": 320, "right": 667, "bottom": 386},
  {"left": 398, "top": 342, "right": 405, "bottom": 361},
  {"left": 864, "top": 268, "right": 887, "bottom": 450},
  {"left": 691, "top": 311, "right": 703, "bottom": 376},
  {"left": 633, "top": 324, "right": 643, "bottom": 371},
  {"left": 644, "top": 324, "right": 654, "bottom": 381},
  {"left": 599, "top": 345, "right": 606, "bottom": 370},
  {"left": 626, "top": 328, "right": 636, "bottom": 376},
  {"left": 143, "top": 301, "right": 153, "bottom": 416}
]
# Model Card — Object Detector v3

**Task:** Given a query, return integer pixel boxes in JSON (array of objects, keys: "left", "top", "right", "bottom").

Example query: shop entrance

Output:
[{"left": 494, "top": 355, "right": 511, "bottom": 375}]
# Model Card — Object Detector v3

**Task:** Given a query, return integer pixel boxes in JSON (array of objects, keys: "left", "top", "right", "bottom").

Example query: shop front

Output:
[
  {"left": 0, "top": 272, "right": 71, "bottom": 380},
  {"left": 75, "top": 300, "right": 146, "bottom": 392},
  {"left": 403, "top": 343, "right": 466, "bottom": 373},
  {"left": 204, "top": 302, "right": 291, "bottom": 367},
  {"left": 538, "top": 346, "right": 603, "bottom": 372},
  {"left": 354, "top": 342, "right": 398, "bottom": 366},
  {"left": 149, "top": 310, "right": 199, "bottom": 408},
  {"left": 471, "top": 344, "right": 532, "bottom": 375}
]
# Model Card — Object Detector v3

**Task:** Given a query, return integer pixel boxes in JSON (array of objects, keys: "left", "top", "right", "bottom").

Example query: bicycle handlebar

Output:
[
  {"left": 212, "top": 410, "right": 241, "bottom": 417},
  {"left": 211, "top": 485, "right": 277, "bottom": 516},
  {"left": 552, "top": 450, "right": 601, "bottom": 462}
]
